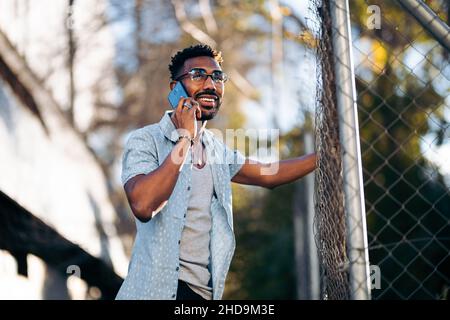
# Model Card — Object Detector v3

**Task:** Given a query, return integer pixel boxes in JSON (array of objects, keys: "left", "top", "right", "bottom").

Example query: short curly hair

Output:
[{"left": 169, "top": 44, "right": 223, "bottom": 80}]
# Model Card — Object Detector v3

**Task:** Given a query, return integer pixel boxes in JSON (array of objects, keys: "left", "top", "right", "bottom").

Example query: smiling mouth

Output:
[
  {"left": 198, "top": 97, "right": 216, "bottom": 103},
  {"left": 197, "top": 95, "right": 218, "bottom": 108}
]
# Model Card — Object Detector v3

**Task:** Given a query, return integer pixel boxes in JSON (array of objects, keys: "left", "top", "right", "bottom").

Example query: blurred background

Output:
[{"left": 0, "top": 0, "right": 448, "bottom": 300}]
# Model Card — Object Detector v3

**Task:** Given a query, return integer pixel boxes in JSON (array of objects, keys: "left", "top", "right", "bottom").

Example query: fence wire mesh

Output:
[
  {"left": 311, "top": 0, "right": 450, "bottom": 300},
  {"left": 311, "top": 0, "right": 351, "bottom": 300}
]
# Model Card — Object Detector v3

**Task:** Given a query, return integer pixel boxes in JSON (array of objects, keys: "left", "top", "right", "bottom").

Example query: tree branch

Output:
[
  {"left": 170, "top": 0, "right": 259, "bottom": 98},
  {"left": 199, "top": 0, "right": 218, "bottom": 35}
]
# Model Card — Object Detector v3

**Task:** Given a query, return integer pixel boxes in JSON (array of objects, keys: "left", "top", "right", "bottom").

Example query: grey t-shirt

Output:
[{"left": 178, "top": 163, "right": 214, "bottom": 300}]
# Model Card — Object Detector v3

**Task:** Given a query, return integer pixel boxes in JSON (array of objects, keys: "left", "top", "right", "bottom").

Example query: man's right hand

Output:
[{"left": 171, "top": 97, "right": 201, "bottom": 140}]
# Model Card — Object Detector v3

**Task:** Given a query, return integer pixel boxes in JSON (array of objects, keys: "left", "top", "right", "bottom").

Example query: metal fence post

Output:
[
  {"left": 396, "top": 0, "right": 450, "bottom": 52},
  {"left": 293, "top": 132, "right": 320, "bottom": 300},
  {"left": 329, "top": 0, "right": 371, "bottom": 300}
]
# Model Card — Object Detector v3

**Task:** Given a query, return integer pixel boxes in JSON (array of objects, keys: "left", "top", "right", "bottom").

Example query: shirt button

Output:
[
  {"left": 172, "top": 294, "right": 176, "bottom": 298},
  {"left": 176, "top": 267, "right": 179, "bottom": 271},
  {"left": 178, "top": 240, "right": 181, "bottom": 244},
  {"left": 187, "top": 186, "right": 191, "bottom": 191},
  {"left": 184, "top": 214, "right": 186, "bottom": 218}
]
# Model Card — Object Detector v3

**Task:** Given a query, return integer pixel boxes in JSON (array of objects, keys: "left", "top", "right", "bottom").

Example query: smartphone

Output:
[{"left": 168, "top": 81, "right": 189, "bottom": 109}]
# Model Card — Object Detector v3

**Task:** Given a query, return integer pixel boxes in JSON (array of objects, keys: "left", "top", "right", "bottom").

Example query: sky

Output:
[{"left": 242, "top": 0, "right": 315, "bottom": 133}]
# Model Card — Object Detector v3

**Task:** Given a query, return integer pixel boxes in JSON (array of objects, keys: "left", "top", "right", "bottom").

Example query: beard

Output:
[
  {"left": 197, "top": 102, "right": 221, "bottom": 121},
  {"left": 194, "top": 92, "right": 221, "bottom": 121}
]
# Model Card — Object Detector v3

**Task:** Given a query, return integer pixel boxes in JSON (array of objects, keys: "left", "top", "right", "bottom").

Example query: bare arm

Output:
[
  {"left": 124, "top": 137, "right": 191, "bottom": 222},
  {"left": 231, "top": 153, "right": 317, "bottom": 189},
  {"left": 124, "top": 98, "right": 200, "bottom": 222}
]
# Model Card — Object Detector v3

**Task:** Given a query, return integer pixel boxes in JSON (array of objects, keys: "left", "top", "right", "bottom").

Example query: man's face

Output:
[{"left": 171, "top": 56, "right": 224, "bottom": 121}]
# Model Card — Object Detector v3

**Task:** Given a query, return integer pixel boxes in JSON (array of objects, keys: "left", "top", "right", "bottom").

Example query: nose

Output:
[{"left": 202, "top": 75, "right": 217, "bottom": 91}]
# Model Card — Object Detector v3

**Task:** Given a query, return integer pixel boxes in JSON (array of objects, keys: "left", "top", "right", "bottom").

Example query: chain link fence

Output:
[
  {"left": 312, "top": 0, "right": 352, "bottom": 300},
  {"left": 311, "top": 0, "right": 450, "bottom": 300}
]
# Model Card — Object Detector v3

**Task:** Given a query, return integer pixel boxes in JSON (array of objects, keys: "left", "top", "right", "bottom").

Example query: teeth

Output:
[{"left": 199, "top": 98, "right": 215, "bottom": 102}]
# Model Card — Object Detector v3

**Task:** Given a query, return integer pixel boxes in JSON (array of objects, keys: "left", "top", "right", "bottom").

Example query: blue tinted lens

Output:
[{"left": 212, "top": 71, "right": 225, "bottom": 81}]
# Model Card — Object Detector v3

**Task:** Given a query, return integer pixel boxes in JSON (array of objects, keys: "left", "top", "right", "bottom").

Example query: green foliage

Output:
[
  {"left": 351, "top": 0, "right": 450, "bottom": 299},
  {"left": 225, "top": 128, "right": 306, "bottom": 299},
  {"left": 226, "top": 0, "right": 450, "bottom": 300}
]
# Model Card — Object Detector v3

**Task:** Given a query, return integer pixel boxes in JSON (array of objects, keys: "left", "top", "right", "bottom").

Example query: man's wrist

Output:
[{"left": 176, "top": 135, "right": 194, "bottom": 146}]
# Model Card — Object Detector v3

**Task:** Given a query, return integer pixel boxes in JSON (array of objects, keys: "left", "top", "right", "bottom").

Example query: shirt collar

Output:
[
  {"left": 158, "top": 110, "right": 215, "bottom": 146},
  {"left": 158, "top": 110, "right": 179, "bottom": 143}
]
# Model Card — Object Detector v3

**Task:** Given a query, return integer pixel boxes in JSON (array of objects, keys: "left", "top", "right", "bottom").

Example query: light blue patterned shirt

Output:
[{"left": 116, "top": 111, "right": 245, "bottom": 300}]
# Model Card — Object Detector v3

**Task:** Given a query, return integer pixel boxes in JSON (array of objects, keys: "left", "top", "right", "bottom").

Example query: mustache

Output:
[{"left": 194, "top": 90, "right": 219, "bottom": 100}]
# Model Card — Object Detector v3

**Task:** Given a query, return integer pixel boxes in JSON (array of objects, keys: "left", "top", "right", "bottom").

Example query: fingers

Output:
[
  {"left": 186, "top": 98, "right": 198, "bottom": 112},
  {"left": 175, "top": 97, "right": 192, "bottom": 120},
  {"left": 183, "top": 98, "right": 199, "bottom": 119},
  {"left": 175, "top": 97, "right": 186, "bottom": 118},
  {"left": 173, "top": 98, "right": 200, "bottom": 137},
  {"left": 195, "top": 104, "right": 201, "bottom": 119}
]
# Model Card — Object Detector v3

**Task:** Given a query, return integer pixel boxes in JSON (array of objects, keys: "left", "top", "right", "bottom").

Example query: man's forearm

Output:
[
  {"left": 267, "top": 153, "right": 317, "bottom": 189},
  {"left": 125, "top": 138, "right": 191, "bottom": 222}
]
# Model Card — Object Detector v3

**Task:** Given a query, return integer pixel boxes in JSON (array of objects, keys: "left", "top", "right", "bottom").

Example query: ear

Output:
[{"left": 169, "top": 81, "right": 177, "bottom": 90}]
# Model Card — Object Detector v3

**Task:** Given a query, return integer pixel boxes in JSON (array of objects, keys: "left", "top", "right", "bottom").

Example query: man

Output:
[{"left": 116, "top": 44, "right": 316, "bottom": 300}]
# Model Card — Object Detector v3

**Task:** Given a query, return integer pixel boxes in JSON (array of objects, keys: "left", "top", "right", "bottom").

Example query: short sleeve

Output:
[
  {"left": 224, "top": 143, "right": 246, "bottom": 179},
  {"left": 121, "top": 128, "right": 159, "bottom": 186}
]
